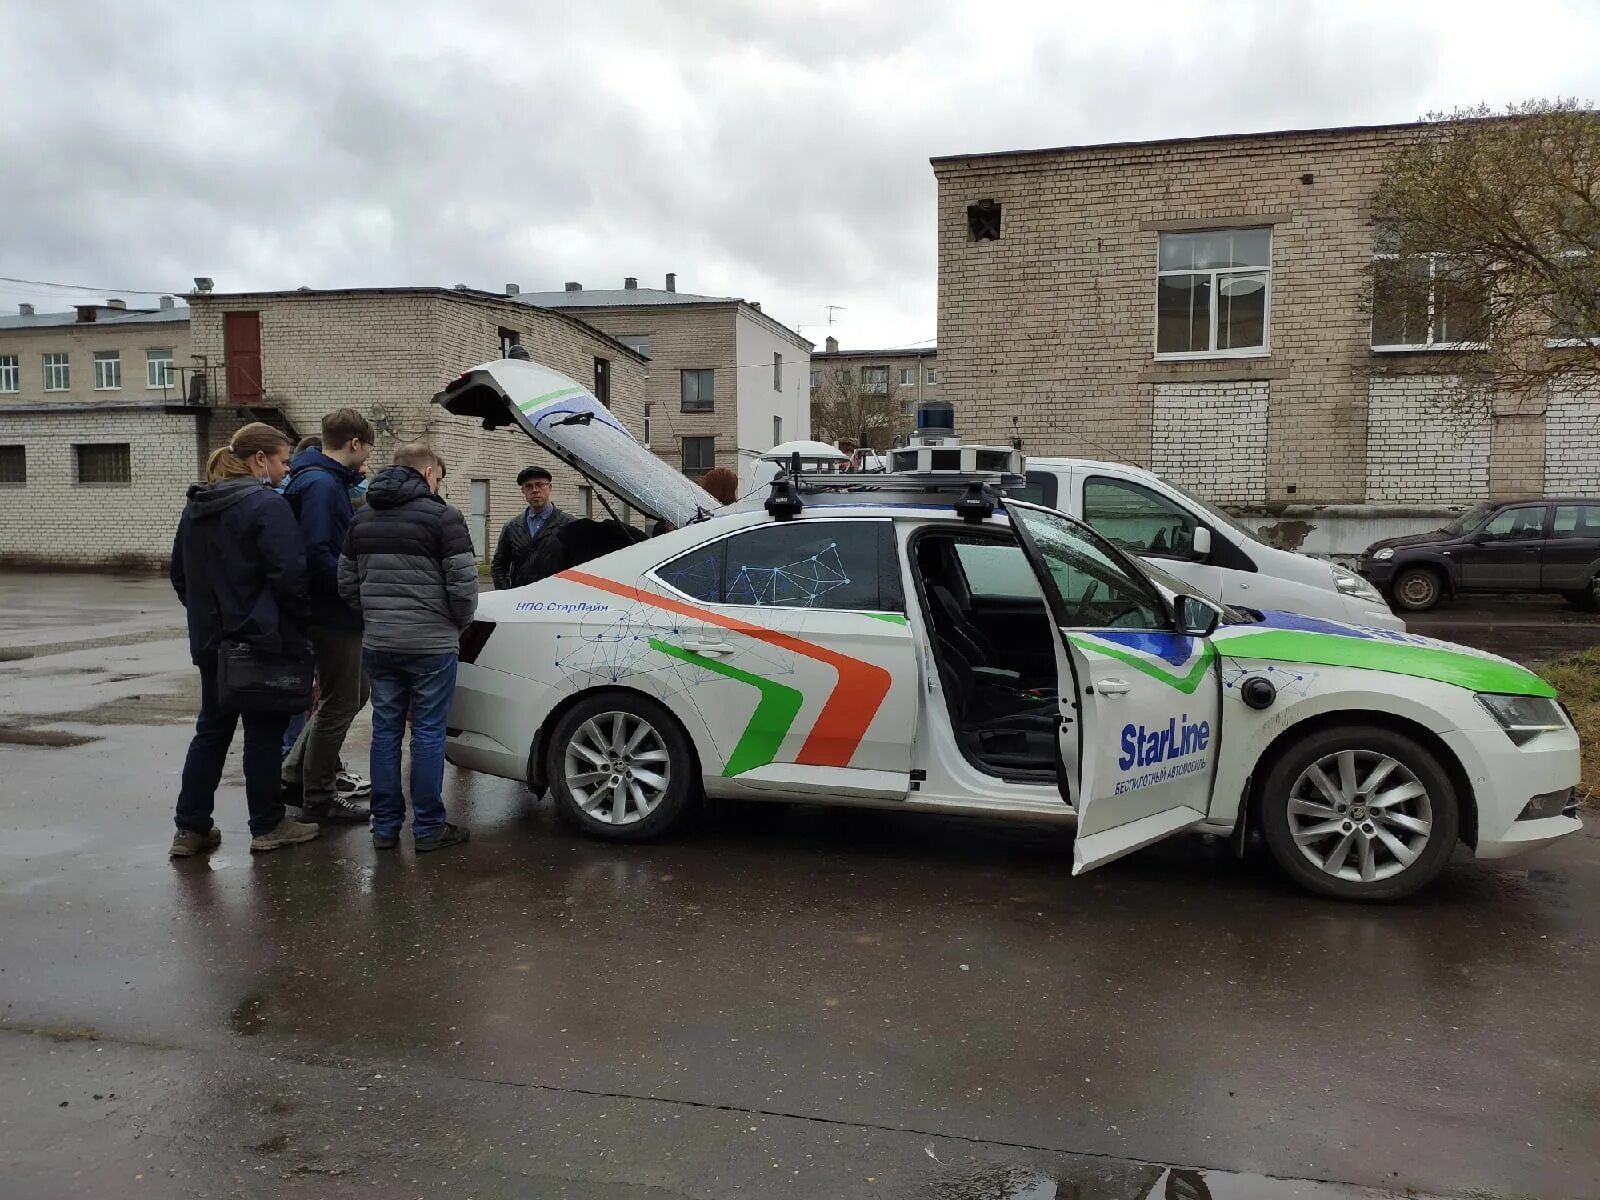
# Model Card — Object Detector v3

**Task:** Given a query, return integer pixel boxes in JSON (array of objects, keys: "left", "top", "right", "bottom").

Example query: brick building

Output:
[
  {"left": 0, "top": 287, "right": 646, "bottom": 569},
  {"left": 809, "top": 337, "right": 939, "bottom": 412},
  {"left": 932, "top": 121, "right": 1600, "bottom": 554},
  {"left": 515, "top": 275, "right": 812, "bottom": 497}
]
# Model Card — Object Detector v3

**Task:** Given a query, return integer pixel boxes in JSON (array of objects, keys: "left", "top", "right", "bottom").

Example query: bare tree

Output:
[
  {"left": 809, "top": 365, "right": 914, "bottom": 450},
  {"left": 1369, "top": 100, "right": 1600, "bottom": 402}
]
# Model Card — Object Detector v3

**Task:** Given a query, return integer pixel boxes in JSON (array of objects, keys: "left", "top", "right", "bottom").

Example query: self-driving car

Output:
[{"left": 434, "top": 360, "right": 1582, "bottom": 901}]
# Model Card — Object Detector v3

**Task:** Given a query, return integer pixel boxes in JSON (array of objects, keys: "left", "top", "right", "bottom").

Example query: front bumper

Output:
[
  {"left": 1357, "top": 559, "right": 1396, "bottom": 587},
  {"left": 1442, "top": 726, "right": 1584, "bottom": 860}
]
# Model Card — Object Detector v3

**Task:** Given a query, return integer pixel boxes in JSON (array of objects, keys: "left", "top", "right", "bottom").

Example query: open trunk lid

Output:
[{"left": 433, "top": 359, "right": 717, "bottom": 527}]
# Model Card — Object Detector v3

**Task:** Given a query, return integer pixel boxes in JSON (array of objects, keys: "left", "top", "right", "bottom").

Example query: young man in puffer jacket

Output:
[{"left": 337, "top": 442, "right": 478, "bottom": 852}]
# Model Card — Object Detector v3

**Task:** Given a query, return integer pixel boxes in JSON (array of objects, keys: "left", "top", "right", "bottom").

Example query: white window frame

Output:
[
  {"left": 1370, "top": 248, "right": 1490, "bottom": 353},
  {"left": 809, "top": 369, "right": 820, "bottom": 389},
  {"left": 773, "top": 414, "right": 783, "bottom": 445},
  {"left": 94, "top": 350, "right": 122, "bottom": 391},
  {"left": 898, "top": 367, "right": 915, "bottom": 386},
  {"left": 926, "top": 367, "right": 940, "bottom": 383},
  {"left": 1546, "top": 248, "right": 1599, "bottom": 349},
  {"left": 0, "top": 354, "right": 18, "bottom": 393},
  {"left": 146, "top": 348, "right": 176, "bottom": 389},
  {"left": 773, "top": 352, "right": 783, "bottom": 391},
  {"left": 1153, "top": 228, "right": 1273, "bottom": 361},
  {"left": 43, "top": 352, "right": 69, "bottom": 391}
]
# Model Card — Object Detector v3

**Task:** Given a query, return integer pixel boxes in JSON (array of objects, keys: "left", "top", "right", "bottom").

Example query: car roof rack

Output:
[{"left": 763, "top": 452, "right": 1023, "bottom": 523}]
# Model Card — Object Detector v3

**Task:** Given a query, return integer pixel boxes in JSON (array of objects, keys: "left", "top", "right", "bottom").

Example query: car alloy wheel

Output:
[
  {"left": 1286, "top": 749, "right": 1433, "bottom": 884},
  {"left": 562, "top": 710, "right": 672, "bottom": 826}
]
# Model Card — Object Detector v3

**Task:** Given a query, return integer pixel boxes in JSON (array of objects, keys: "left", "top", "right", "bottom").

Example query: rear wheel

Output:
[
  {"left": 1258, "top": 725, "right": 1459, "bottom": 901},
  {"left": 1563, "top": 581, "right": 1599, "bottom": 611},
  {"left": 546, "top": 692, "right": 699, "bottom": 842},
  {"left": 1390, "top": 566, "right": 1444, "bottom": 612}
]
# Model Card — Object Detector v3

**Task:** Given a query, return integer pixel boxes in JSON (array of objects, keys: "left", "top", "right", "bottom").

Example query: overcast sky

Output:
[{"left": 2, "top": 0, "right": 1597, "bottom": 350}]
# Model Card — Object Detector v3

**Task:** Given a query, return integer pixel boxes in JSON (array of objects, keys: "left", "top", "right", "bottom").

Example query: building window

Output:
[
  {"left": 578, "top": 484, "right": 594, "bottom": 519},
  {"left": 616, "top": 334, "right": 651, "bottom": 359},
  {"left": 43, "top": 352, "right": 69, "bottom": 391},
  {"left": 0, "top": 445, "right": 24, "bottom": 485},
  {"left": 809, "top": 369, "right": 820, "bottom": 389},
  {"left": 94, "top": 351, "right": 122, "bottom": 390},
  {"left": 1547, "top": 249, "right": 1597, "bottom": 347},
  {"left": 146, "top": 348, "right": 175, "bottom": 390},
  {"left": 1371, "top": 231, "right": 1489, "bottom": 351},
  {"left": 642, "top": 403, "right": 652, "bottom": 447},
  {"left": 968, "top": 199, "right": 1002, "bottom": 241},
  {"left": 75, "top": 442, "right": 131, "bottom": 485},
  {"left": 833, "top": 367, "right": 851, "bottom": 385},
  {"left": 898, "top": 367, "right": 915, "bottom": 386},
  {"left": 682, "top": 435, "right": 715, "bottom": 477},
  {"left": 593, "top": 356, "right": 611, "bottom": 407},
  {"left": 0, "top": 355, "right": 17, "bottom": 393},
  {"left": 773, "top": 415, "right": 783, "bottom": 445},
  {"left": 681, "top": 369, "right": 715, "bottom": 412},
  {"left": 1156, "top": 228, "right": 1271, "bottom": 357},
  {"left": 926, "top": 368, "right": 940, "bottom": 384},
  {"left": 773, "top": 352, "right": 783, "bottom": 391},
  {"left": 498, "top": 327, "right": 521, "bottom": 357},
  {"left": 861, "top": 366, "right": 888, "bottom": 394}
]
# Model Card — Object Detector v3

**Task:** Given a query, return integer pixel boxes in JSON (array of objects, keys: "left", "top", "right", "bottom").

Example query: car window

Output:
[
  {"left": 655, "top": 521, "right": 899, "bottom": 612},
  {"left": 1082, "top": 476, "right": 1199, "bottom": 559},
  {"left": 1009, "top": 471, "right": 1059, "bottom": 509},
  {"left": 1008, "top": 504, "right": 1167, "bottom": 630},
  {"left": 1479, "top": 506, "right": 1546, "bottom": 540},
  {"left": 1553, "top": 505, "right": 1600, "bottom": 537},
  {"left": 953, "top": 542, "right": 1046, "bottom": 600}
]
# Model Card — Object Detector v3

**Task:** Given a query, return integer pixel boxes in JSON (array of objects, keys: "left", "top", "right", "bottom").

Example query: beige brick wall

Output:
[
  {"left": 552, "top": 303, "right": 739, "bottom": 477},
  {"left": 932, "top": 125, "right": 1577, "bottom": 507},
  {"left": 1544, "top": 379, "right": 1600, "bottom": 494},
  {"left": 188, "top": 290, "right": 647, "bottom": 544},
  {"left": 0, "top": 316, "right": 192, "bottom": 404},
  {"left": 1151, "top": 380, "right": 1268, "bottom": 504},
  {"left": 1365, "top": 377, "right": 1490, "bottom": 503},
  {"left": 0, "top": 406, "right": 210, "bottom": 569}
]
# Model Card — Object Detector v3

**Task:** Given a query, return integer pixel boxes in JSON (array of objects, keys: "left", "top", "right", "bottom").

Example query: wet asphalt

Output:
[{"left": 1, "top": 573, "right": 1598, "bottom": 1199}]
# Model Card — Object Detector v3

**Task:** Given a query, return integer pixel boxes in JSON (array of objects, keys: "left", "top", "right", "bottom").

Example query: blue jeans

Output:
[
  {"left": 176, "top": 662, "right": 291, "bottom": 838},
  {"left": 282, "top": 709, "right": 308, "bottom": 759},
  {"left": 364, "top": 649, "right": 458, "bottom": 841}
]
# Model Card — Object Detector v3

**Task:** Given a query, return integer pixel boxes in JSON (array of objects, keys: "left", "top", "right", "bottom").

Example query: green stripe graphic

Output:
[
  {"left": 648, "top": 638, "right": 804, "bottom": 776},
  {"left": 517, "top": 385, "right": 584, "bottom": 412},
  {"left": 864, "top": 612, "right": 908, "bottom": 625},
  {"left": 1215, "top": 630, "right": 1555, "bottom": 697},
  {"left": 1067, "top": 635, "right": 1216, "bottom": 694}
]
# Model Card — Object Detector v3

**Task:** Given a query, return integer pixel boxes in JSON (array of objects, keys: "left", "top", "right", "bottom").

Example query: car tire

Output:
[
  {"left": 1258, "top": 724, "right": 1460, "bottom": 901},
  {"left": 545, "top": 692, "right": 700, "bottom": 843},
  {"left": 1563, "top": 583, "right": 1599, "bottom": 612},
  {"left": 1390, "top": 566, "right": 1444, "bottom": 612}
]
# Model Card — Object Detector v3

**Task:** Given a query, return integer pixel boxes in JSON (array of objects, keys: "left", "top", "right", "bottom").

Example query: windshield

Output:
[
  {"left": 1442, "top": 502, "right": 1496, "bottom": 536},
  {"left": 1136, "top": 556, "right": 1252, "bottom": 625}
]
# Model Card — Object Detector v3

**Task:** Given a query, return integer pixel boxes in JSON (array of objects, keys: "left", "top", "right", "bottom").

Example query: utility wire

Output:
[{"left": 0, "top": 274, "right": 179, "bottom": 296}]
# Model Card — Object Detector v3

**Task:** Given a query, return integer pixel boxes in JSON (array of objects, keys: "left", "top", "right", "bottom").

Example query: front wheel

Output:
[
  {"left": 546, "top": 692, "right": 700, "bottom": 842},
  {"left": 1258, "top": 725, "right": 1459, "bottom": 901},
  {"left": 1390, "top": 566, "right": 1443, "bottom": 612}
]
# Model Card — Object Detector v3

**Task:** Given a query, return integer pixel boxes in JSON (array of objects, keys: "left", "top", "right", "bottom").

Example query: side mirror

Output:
[
  {"left": 1190, "top": 525, "right": 1212, "bottom": 559},
  {"left": 1176, "top": 594, "right": 1220, "bottom": 638}
]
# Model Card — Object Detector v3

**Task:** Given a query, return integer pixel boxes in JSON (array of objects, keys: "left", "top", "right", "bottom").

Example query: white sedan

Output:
[{"left": 435, "top": 360, "right": 1582, "bottom": 901}]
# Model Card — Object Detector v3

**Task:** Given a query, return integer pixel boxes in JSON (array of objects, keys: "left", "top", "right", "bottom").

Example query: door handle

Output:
[
  {"left": 680, "top": 640, "right": 733, "bottom": 657},
  {"left": 1096, "top": 679, "right": 1133, "bottom": 697}
]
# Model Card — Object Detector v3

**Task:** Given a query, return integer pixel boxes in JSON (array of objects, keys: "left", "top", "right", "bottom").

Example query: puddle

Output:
[
  {"left": 926, "top": 1160, "right": 1431, "bottom": 1199},
  {"left": 0, "top": 726, "right": 101, "bottom": 748}
]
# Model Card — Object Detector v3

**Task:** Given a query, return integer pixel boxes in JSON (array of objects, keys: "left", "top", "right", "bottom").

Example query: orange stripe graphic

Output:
[{"left": 561, "top": 570, "right": 891, "bottom": 767}]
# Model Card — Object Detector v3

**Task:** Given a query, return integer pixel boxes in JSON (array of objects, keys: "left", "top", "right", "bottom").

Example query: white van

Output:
[{"left": 1016, "top": 458, "right": 1403, "bottom": 630}]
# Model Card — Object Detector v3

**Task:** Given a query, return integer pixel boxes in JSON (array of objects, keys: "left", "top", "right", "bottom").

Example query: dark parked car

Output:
[{"left": 1359, "top": 498, "right": 1600, "bottom": 612}]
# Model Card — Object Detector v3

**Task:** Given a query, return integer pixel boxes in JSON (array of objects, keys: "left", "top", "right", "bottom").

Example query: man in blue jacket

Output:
[{"left": 279, "top": 408, "right": 375, "bottom": 823}]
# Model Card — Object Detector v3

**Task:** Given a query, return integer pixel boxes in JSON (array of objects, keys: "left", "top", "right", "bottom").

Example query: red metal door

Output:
[{"left": 223, "top": 312, "right": 263, "bottom": 405}]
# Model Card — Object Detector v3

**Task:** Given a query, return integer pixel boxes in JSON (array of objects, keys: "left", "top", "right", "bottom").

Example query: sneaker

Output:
[
  {"left": 414, "top": 824, "right": 470, "bottom": 853},
  {"left": 169, "top": 826, "right": 221, "bottom": 858},
  {"left": 335, "top": 767, "right": 371, "bottom": 798},
  {"left": 249, "top": 817, "right": 321, "bottom": 853},
  {"left": 372, "top": 830, "right": 399, "bottom": 850},
  {"left": 300, "top": 793, "right": 371, "bottom": 824}
]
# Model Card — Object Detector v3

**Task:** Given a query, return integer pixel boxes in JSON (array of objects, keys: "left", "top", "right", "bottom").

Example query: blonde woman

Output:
[{"left": 168, "top": 422, "right": 321, "bottom": 857}]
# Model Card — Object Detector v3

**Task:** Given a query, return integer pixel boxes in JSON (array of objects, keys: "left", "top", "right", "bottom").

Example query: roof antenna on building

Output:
[{"left": 824, "top": 304, "right": 845, "bottom": 326}]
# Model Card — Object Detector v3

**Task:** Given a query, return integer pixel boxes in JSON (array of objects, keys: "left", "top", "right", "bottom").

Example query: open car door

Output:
[
  {"left": 1007, "top": 500, "right": 1218, "bottom": 874},
  {"left": 433, "top": 359, "right": 717, "bottom": 528}
]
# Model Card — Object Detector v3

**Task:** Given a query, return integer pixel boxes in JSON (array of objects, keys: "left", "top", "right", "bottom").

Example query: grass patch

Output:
[{"left": 1539, "top": 647, "right": 1600, "bottom": 805}]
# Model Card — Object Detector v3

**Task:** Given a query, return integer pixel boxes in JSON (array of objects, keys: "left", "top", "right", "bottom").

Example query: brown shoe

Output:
[
  {"left": 169, "top": 827, "right": 221, "bottom": 858},
  {"left": 249, "top": 817, "right": 321, "bottom": 853}
]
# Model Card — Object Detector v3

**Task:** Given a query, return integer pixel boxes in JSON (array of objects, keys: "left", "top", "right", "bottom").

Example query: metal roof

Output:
[
  {"left": 0, "top": 307, "right": 190, "bottom": 331},
  {"left": 514, "top": 287, "right": 740, "bottom": 309},
  {"left": 929, "top": 119, "right": 1441, "bottom": 165}
]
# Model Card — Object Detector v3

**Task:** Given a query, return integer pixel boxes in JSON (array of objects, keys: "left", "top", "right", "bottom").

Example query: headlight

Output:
[
  {"left": 1330, "top": 564, "right": 1383, "bottom": 603},
  {"left": 1371, "top": 547, "right": 1395, "bottom": 561},
  {"left": 1475, "top": 693, "right": 1568, "bottom": 745}
]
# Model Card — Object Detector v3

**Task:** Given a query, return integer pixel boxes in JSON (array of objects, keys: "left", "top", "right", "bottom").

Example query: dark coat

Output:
[
  {"left": 338, "top": 466, "right": 478, "bottom": 655},
  {"left": 170, "top": 478, "right": 309, "bottom": 666},
  {"left": 491, "top": 505, "right": 576, "bottom": 590},
  {"left": 281, "top": 446, "right": 362, "bottom": 631}
]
